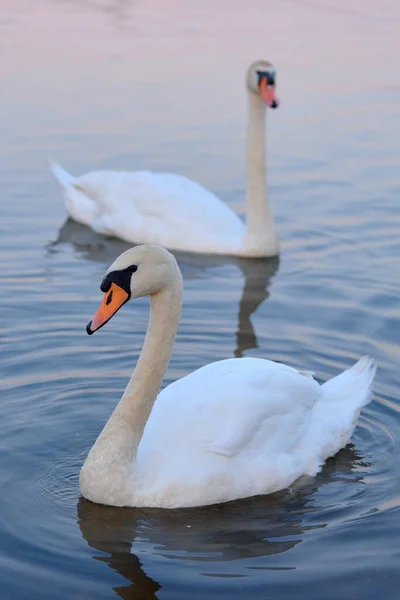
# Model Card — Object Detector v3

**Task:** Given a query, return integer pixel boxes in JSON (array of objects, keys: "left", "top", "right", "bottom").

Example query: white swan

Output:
[
  {"left": 50, "top": 60, "right": 280, "bottom": 257},
  {"left": 80, "top": 245, "right": 376, "bottom": 508}
]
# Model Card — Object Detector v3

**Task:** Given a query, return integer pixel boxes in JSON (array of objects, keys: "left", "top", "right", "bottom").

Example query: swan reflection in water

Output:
[
  {"left": 77, "top": 445, "right": 367, "bottom": 600},
  {"left": 48, "top": 218, "right": 280, "bottom": 357}
]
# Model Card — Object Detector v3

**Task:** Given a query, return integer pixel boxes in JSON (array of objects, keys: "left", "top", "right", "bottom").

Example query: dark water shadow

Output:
[
  {"left": 48, "top": 219, "right": 280, "bottom": 357},
  {"left": 76, "top": 445, "right": 366, "bottom": 600},
  {"left": 233, "top": 256, "right": 279, "bottom": 357}
]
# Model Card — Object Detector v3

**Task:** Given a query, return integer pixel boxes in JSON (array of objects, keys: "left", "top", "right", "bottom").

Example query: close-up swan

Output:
[
  {"left": 50, "top": 60, "right": 280, "bottom": 257},
  {"left": 80, "top": 245, "right": 376, "bottom": 509}
]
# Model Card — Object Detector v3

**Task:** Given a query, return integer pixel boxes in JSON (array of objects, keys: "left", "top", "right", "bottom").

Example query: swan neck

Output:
[
  {"left": 83, "top": 270, "right": 182, "bottom": 471},
  {"left": 244, "top": 91, "right": 279, "bottom": 256},
  {"left": 128, "top": 284, "right": 181, "bottom": 441},
  {"left": 118, "top": 275, "right": 182, "bottom": 457}
]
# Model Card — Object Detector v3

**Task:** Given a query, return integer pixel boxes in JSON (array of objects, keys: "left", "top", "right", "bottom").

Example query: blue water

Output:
[{"left": 1, "top": 1, "right": 400, "bottom": 598}]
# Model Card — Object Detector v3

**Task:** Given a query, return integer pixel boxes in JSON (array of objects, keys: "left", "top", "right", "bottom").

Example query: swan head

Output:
[
  {"left": 86, "top": 245, "right": 180, "bottom": 334},
  {"left": 246, "top": 60, "right": 279, "bottom": 109}
]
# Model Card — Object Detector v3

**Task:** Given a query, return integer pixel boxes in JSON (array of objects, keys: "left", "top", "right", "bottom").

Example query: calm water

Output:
[{"left": 1, "top": 0, "right": 400, "bottom": 598}]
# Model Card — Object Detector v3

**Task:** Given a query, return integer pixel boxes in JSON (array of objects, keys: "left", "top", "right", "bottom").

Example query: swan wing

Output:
[
  {"left": 140, "top": 358, "right": 321, "bottom": 463},
  {"left": 50, "top": 163, "right": 244, "bottom": 253}
]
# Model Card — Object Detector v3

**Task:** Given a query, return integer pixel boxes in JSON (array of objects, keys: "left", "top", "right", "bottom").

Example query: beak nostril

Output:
[{"left": 106, "top": 290, "right": 113, "bottom": 305}]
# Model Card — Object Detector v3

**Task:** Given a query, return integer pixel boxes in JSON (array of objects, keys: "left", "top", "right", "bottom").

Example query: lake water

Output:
[{"left": 1, "top": 0, "right": 400, "bottom": 598}]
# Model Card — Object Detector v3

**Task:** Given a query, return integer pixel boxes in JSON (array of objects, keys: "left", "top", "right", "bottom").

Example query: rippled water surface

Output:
[{"left": 1, "top": 1, "right": 400, "bottom": 598}]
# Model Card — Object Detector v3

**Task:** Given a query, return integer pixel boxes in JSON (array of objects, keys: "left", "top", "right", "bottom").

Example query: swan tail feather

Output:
[
  {"left": 48, "top": 159, "right": 76, "bottom": 188},
  {"left": 321, "top": 355, "right": 376, "bottom": 408},
  {"left": 48, "top": 159, "right": 97, "bottom": 226},
  {"left": 350, "top": 355, "right": 377, "bottom": 380},
  {"left": 304, "top": 356, "right": 376, "bottom": 474}
]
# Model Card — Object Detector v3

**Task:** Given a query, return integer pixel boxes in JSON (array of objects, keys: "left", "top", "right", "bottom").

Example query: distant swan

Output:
[
  {"left": 80, "top": 244, "right": 376, "bottom": 508},
  {"left": 50, "top": 60, "right": 280, "bottom": 257}
]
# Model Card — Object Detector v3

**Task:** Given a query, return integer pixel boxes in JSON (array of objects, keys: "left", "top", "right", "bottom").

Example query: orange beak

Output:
[
  {"left": 86, "top": 282, "right": 130, "bottom": 335},
  {"left": 259, "top": 76, "right": 279, "bottom": 108}
]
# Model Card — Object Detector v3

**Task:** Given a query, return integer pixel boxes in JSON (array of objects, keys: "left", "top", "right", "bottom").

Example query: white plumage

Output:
[
  {"left": 49, "top": 59, "right": 282, "bottom": 257},
  {"left": 133, "top": 356, "right": 376, "bottom": 507},
  {"left": 80, "top": 245, "right": 377, "bottom": 508},
  {"left": 49, "top": 163, "right": 244, "bottom": 254}
]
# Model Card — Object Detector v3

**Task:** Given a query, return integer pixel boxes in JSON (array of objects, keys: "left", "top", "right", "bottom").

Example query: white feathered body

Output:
[
  {"left": 81, "top": 355, "right": 376, "bottom": 508},
  {"left": 50, "top": 162, "right": 245, "bottom": 255}
]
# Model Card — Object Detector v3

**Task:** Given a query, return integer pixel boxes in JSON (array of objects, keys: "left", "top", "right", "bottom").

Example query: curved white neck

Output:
[
  {"left": 115, "top": 278, "right": 182, "bottom": 454},
  {"left": 82, "top": 271, "right": 182, "bottom": 484},
  {"left": 243, "top": 91, "right": 279, "bottom": 256}
]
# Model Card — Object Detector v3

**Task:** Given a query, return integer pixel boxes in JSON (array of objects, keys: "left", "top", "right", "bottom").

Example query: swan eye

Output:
[
  {"left": 257, "top": 69, "right": 275, "bottom": 86},
  {"left": 127, "top": 265, "right": 138, "bottom": 274}
]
